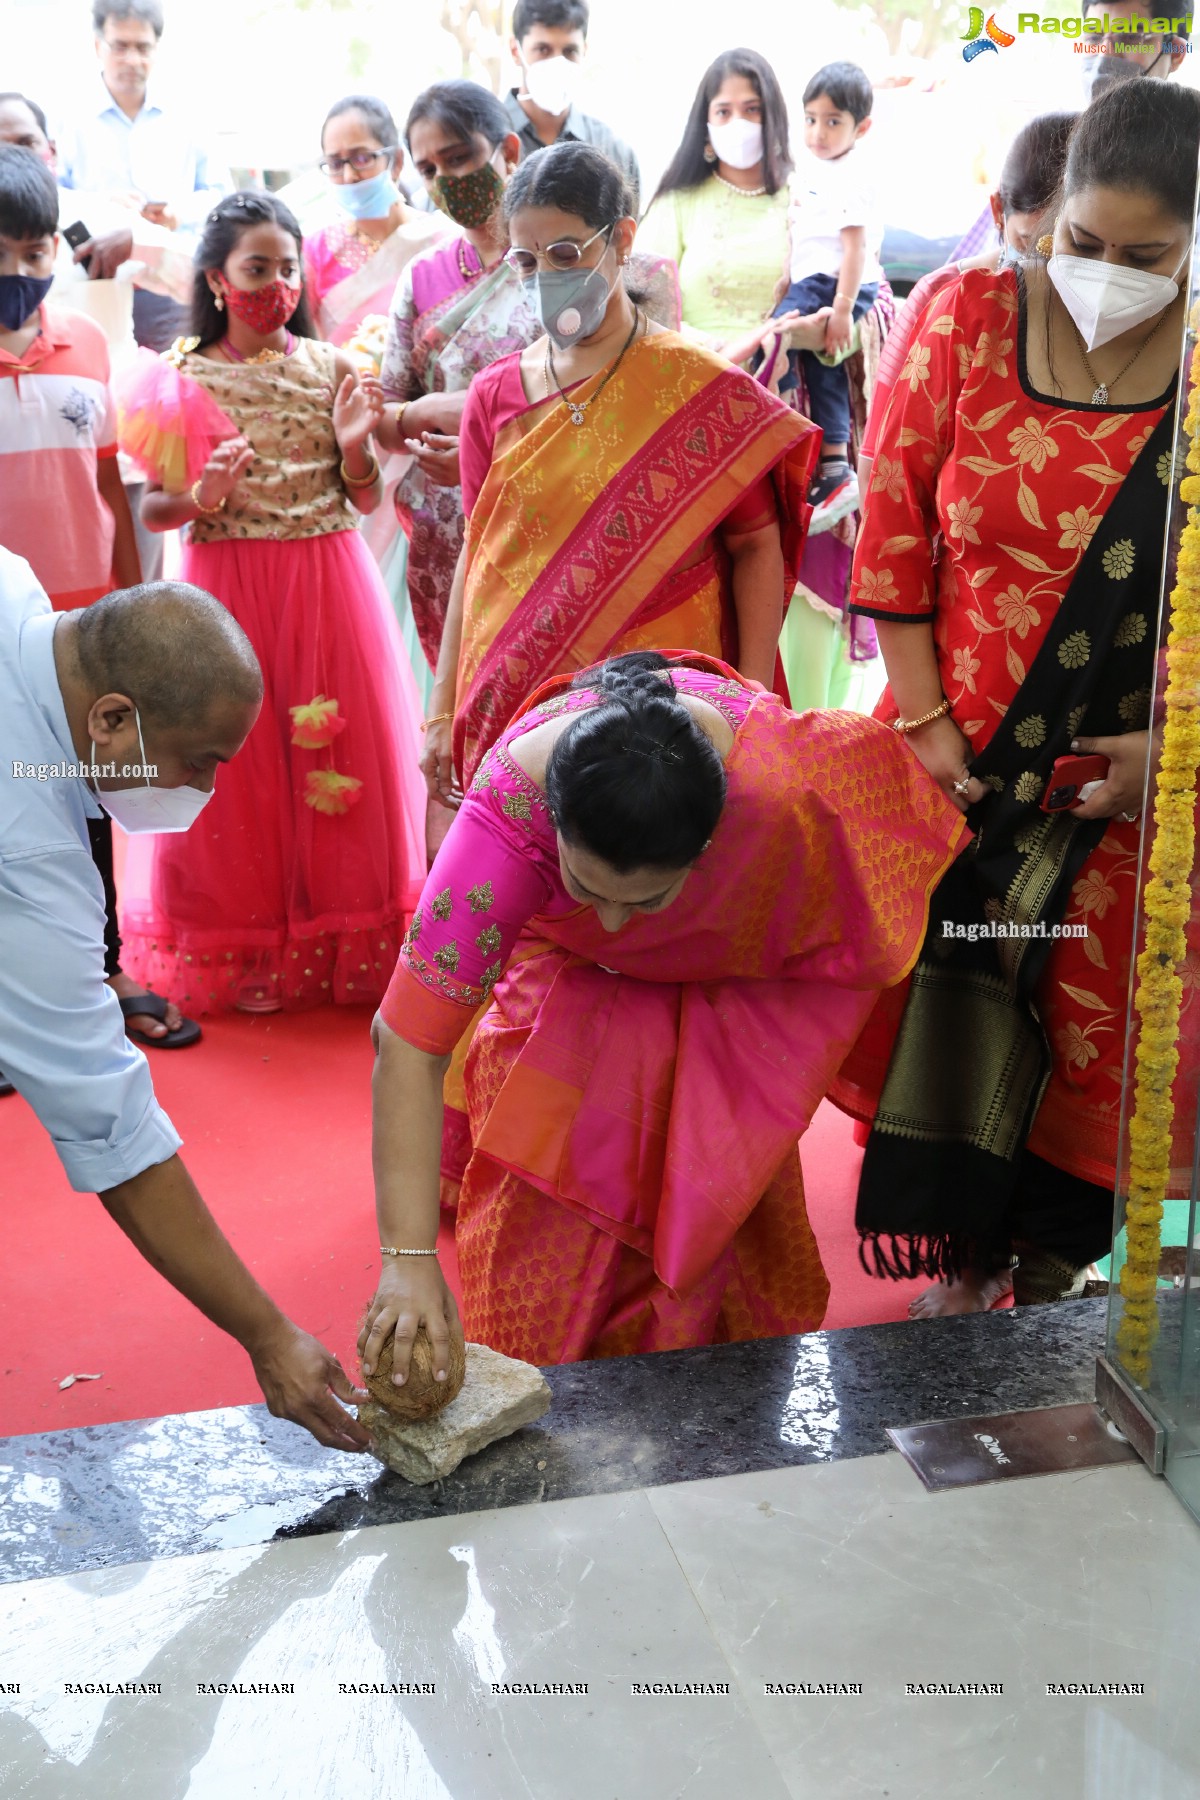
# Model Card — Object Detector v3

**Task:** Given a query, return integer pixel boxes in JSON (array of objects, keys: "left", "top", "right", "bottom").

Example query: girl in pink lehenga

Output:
[{"left": 119, "top": 190, "right": 426, "bottom": 1015}]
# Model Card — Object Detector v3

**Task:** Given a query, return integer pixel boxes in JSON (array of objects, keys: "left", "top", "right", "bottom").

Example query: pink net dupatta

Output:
[{"left": 116, "top": 348, "right": 237, "bottom": 494}]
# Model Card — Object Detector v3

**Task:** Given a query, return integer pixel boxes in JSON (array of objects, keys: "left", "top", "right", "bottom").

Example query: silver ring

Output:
[
  {"left": 1119, "top": 810, "right": 1140, "bottom": 823},
  {"left": 953, "top": 778, "right": 971, "bottom": 797}
]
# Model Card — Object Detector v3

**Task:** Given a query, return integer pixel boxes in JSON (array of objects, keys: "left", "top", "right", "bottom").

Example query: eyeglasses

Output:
[
  {"left": 319, "top": 147, "right": 396, "bottom": 176},
  {"left": 102, "top": 35, "right": 156, "bottom": 56},
  {"left": 504, "top": 223, "right": 614, "bottom": 278}
]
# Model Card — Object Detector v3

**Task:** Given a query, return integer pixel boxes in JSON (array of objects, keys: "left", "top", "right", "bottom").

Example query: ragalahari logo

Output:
[{"left": 962, "top": 7, "right": 1017, "bottom": 57}]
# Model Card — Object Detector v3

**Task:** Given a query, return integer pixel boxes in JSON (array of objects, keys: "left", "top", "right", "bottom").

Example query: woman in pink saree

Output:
[
  {"left": 360, "top": 651, "right": 964, "bottom": 1379},
  {"left": 303, "top": 95, "right": 447, "bottom": 349}
]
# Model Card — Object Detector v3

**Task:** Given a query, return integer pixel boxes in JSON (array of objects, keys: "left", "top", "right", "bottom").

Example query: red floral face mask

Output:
[{"left": 218, "top": 273, "right": 301, "bottom": 335}]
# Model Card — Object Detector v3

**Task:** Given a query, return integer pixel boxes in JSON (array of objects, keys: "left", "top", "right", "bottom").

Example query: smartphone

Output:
[
  {"left": 1039, "top": 754, "right": 1110, "bottom": 813},
  {"left": 62, "top": 220, "right": 92, "bottom": 263}
]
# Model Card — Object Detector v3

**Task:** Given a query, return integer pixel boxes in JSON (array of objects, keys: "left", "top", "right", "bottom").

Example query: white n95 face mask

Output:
[
  {"left": 92, "top": 706, "right": 215, "bottom": 835},
  {"left": 707, "top": 118, "right": 764, "bottom": 170},
  {"left": 1046, "top": 251, "right": 1183, "bottom": 352},
  {"left": 522, "top": 54, "right": 580, "bottom": 117}
]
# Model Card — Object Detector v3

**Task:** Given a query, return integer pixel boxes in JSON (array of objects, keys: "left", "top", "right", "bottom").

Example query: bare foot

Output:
[
  {"left": 908, "top": 1267, "right": 1013, "bottom": 1319},
  {"left": 107, "top": 971, "right": 182, "bottom": 1039}
]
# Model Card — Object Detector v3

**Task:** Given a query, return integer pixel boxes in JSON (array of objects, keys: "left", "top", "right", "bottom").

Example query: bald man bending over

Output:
[{"left": 1, "top": 548, "right": 369, "bottom": 1452}]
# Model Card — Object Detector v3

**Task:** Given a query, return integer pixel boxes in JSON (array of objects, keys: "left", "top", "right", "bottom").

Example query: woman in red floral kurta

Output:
[{"left": 833, "top": 81, "right": 1200, "bottom": 1311}]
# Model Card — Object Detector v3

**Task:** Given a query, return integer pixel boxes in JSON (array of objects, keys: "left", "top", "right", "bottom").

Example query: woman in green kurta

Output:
[
  {"left": 639, "top": 48, "right": 884, "bottom": 713},
  {"left": 638, "top": 47, "right": 791, "bottom": 362}
]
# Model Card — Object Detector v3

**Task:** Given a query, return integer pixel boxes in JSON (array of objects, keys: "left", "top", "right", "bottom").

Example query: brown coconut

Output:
[{"left": 360, "top": 1321, "right": 466, "bottom": 1421}]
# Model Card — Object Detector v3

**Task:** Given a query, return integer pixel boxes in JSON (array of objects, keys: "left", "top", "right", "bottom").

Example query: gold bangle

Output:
[
  {"left": 893, "top": 698, "right": 952, "bottom": 736},
  {"left": 380, "top": 1245, "right": 439, "bottom": 1257},
  {"left": 420, "top": 711, "right": 454, "bottom": 733},
  {"left": 340, "top": 452, "right": 380, "bottom": 488},
  {"left": 394, "top": 401, "right": 409, "bottom": 437},
  {"left": 190, "top": 478, "right": 226, "bottom": 517}
]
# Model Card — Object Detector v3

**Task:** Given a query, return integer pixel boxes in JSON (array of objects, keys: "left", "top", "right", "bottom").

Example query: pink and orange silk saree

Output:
[
  {"left": 453, "top": 334, "right": 820, "bottom": 787},
  {"left": 380, "top": 656, "right": 965, "bottom": 1363}
]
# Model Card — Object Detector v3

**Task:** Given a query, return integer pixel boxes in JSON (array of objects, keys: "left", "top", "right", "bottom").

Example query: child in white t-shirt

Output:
[{"left": 773, "top": 61, "right": 883, "bottom": 529}]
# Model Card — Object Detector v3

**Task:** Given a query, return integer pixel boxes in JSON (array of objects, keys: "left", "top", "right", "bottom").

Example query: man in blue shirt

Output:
[
  {"left": 57, "top": 0, "right": 229, "bottom": 349},
  {"left": 0, "top": 550, "right": 369, "bottom": 1454}
]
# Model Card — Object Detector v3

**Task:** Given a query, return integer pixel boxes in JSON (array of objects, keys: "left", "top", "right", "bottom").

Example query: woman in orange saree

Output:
[
  {"left": 418, "top": 141, "right": 819, "bottom": 808},
  {"left": 360, "top": 652, "right": 964, "bottom": 1379}
]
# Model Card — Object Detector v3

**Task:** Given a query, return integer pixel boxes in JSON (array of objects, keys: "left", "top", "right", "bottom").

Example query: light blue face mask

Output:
[{"left": 334, "top": 165, "right": 401, "bottom": 220}]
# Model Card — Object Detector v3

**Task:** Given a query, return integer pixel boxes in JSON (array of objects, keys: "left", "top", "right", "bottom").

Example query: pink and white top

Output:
[{"left": 0, "top": 307, "right": 118, "bottom": 610}]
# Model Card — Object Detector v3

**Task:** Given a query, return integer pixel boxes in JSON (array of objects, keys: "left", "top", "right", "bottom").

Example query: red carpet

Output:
[{"left": 3, "top": 1011, "right": 935, "bottom": 1439}]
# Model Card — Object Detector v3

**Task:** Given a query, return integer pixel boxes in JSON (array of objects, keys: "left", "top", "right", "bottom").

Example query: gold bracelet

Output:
[
  {"left": 394, "top": 401, "right": 409, "bottom": 437},
  {"left": 893, "top": 698, "right": 951, "bottom": 736},
  {"left": 340, "top": 452, "right": 380, "bottom": 488},
  {"left": 190, "top": 478, "right": 226, "bottom": 517},
  {"left": 420, "top": 711, "right": 454, "bottom": 733},
  {"left": 380, "top": 1245, "right": 439, "bottom": 1257}
]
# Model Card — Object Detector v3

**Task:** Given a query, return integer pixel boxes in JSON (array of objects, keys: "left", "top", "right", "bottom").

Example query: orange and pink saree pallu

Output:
[
  {"left": 453, "top": 334, "right": 819, "bottom": 787},
  {"left": 381, "top": 658, "right": 965, "bottom": 1363}
]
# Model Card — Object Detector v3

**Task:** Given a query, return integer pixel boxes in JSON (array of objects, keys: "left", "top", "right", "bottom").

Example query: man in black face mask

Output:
[{"left": 1081, "top": 3, "right": 1190, "bottom": 95}]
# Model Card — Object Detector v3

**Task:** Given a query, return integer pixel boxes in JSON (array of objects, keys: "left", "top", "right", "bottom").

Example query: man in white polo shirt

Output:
[{"left": 0, "top": 550, "right": 369, "bottom": 1453}]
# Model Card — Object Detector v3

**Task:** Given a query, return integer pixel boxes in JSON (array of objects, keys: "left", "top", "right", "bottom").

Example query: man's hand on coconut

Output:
[
  {"left": 248, "top": 1318, "right": 370, "bottom": 1453},
  {"left": 359, "top": 1257, "right": 463, "bottom": 1385}
]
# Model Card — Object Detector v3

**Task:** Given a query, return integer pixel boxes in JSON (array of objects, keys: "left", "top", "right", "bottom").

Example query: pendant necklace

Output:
[
  {"left": 545, "top": 307, "right": 643, "bottom": 426},
  {"left": 1072, "top": 310, "right": 1168, "bottom": 406}
]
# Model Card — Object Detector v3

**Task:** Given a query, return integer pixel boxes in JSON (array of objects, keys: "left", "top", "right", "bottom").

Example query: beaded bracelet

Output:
[
  {"left": 190, "top": 479, "right": 226, "bottom": 517},
  {"left": 380, "top": 1246, "right": 439, "bottom": 1257},
  {"left": 893, "top": 698, "right": 952, "bottom": 737}
]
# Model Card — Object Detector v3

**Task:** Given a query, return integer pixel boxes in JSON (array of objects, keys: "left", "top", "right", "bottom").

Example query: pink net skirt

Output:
[{"left": 120, "top": 528, "right": 426, "bottom": 1013}]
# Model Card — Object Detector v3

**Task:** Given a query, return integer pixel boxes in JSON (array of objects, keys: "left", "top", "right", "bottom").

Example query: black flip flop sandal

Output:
[{"left": 119, "top": 991, "right": 202, "bottom": 1050}]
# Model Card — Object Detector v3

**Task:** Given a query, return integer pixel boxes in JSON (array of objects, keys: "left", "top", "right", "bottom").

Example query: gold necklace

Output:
[
  {"left": 544, "top": 308, "right": 643, "bottom": 426},
  {"left": 711, "top": 170, "right": 767, "bottom": 199},
  {"left": 1072, "top": 310, "right": 1170, "bottom": 405}
]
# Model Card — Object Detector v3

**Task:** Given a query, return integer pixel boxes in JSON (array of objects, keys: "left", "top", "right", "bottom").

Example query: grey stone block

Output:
[{"left": 360, "top": 1342, "right": 552, "bottom": 1484}]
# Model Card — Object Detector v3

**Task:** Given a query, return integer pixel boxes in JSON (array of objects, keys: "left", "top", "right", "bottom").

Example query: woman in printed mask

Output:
[
  {"left": 117, "top": 191, "right": 426, "bottom": 1015},
  {"left": 833, "top": 81, "right": 1200, "bottom": 1315},
  {"left": 376, "top": 82, "right": 678, "bottom": 700},
  {"left": 303, "top": 94, "right": 447, "bottom": 349},
  {"left": 374, "top": 81, "right": 541, "bottom": 695},
  {"left": 421, "top": 137, "right": 818, "bottom": 808}
]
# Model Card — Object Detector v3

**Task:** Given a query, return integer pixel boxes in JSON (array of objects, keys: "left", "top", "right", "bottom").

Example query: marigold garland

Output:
[{"left": 1115, "top": 334, "right": 1200, "bottom": 1383}]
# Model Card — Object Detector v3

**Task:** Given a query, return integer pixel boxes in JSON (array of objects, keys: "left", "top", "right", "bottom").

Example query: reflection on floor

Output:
[{"left": 2, "top": 1452, "right": 1198, "bottom": 1799}]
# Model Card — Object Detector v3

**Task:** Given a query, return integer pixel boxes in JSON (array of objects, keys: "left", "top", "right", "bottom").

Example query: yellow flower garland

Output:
[{"left": 1116, "top": 336, "right": 1200, "bottom": 1382}]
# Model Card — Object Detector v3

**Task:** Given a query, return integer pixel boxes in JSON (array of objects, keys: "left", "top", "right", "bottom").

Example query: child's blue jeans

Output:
[{"left": 772, "top": 272, "right": 880, "bottom": 446}]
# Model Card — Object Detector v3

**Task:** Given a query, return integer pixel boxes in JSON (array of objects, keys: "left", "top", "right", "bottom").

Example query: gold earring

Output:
[
  {"left": 1036, "top": 233, "right": 1054, "bottom": 257},
  {"left": 703, "top": 142, "right": 717, "bottom": 164}
]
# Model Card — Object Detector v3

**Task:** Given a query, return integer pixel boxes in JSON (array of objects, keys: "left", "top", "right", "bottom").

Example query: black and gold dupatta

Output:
[{"left": 857, "top": 409, "right": 1174, "bottom": 1278}]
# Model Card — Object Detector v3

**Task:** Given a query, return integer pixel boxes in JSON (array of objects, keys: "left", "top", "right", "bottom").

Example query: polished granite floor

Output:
[
  {"left": 1, "top": 1452, "right": 1197, "bottom": 1799},
  {"left": 2, "top": 1299, "right": 1197, "bottom": 1796}
]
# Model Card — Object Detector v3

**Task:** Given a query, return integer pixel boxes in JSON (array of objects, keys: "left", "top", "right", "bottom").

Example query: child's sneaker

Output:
[{"left": 807, "top": 459, "right": 859, "bottom": 533}]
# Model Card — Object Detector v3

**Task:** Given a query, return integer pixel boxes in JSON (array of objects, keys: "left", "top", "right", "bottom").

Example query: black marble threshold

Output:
[{"left": 0, "top": 1297, "right": 1109, "bottom": 1585}]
